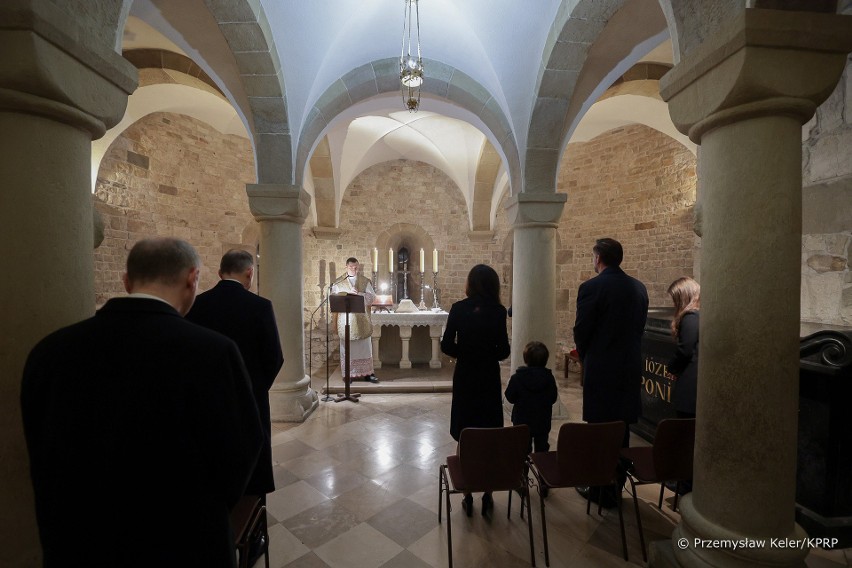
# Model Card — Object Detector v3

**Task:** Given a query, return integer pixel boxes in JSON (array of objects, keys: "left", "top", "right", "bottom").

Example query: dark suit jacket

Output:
[
  {"left": 186, "top": 280, "right": 283, "bottom": 495},
  {"left": 21, "top": 297, "right": 263, "bottom": 568},
  {"left": 667, "top": 310, "right": 699, "bottom": 415},
  {"left": 573, "top": 266, "right": 649, "bottom": 424},
  {"left": 440, "top": 296, "right": 510, "bottom": 440}
]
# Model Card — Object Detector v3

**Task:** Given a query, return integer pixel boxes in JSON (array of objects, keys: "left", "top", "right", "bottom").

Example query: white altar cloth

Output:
[{"left": 371, "top": 310, "right": 448, "bottom": 369}]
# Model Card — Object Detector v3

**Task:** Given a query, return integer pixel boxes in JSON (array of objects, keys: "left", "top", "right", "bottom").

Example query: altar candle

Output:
[
  {"left": 432, "top": 249, "right": 438, "bottom": 273},
  {"left": 388, "top": 248, "right": 393, "bottom": 272},
  {"left": 419, "top": 248, "right": 425, "bottom": 273},
  {"left": 372, "top": 248, "right": 378, "bottom": 271}
]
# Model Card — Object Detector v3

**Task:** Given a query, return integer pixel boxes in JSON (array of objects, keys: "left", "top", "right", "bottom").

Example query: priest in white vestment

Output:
[{"left": 331, "top": 257, "right": 379, "bottom": 383}]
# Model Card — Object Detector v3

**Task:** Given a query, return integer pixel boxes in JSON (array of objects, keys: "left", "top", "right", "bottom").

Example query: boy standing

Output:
[{"left": 505, "top": 341, "right": 559, "bottom": 452}]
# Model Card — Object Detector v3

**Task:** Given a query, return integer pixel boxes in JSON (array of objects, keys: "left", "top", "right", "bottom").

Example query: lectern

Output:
[{"left": 329, "top": 293, "right": 364, "bottom": 403}]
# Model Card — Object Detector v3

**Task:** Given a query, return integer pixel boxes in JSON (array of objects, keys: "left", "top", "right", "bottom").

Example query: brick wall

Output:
[
  {"left": 93, "top": 112, "right": 257, "bottom": 306},
  {"left": 554, "top": 124, "right": 697, "bottom": 356}
]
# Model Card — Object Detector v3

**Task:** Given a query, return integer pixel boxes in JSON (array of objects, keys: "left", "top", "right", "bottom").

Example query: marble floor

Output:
[{"left": 254, "top": 368, "right": 852, "bottom": 568}]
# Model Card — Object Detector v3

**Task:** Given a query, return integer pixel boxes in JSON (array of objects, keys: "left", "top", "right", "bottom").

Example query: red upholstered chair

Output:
[
  {"left": 438, "top": 425, "right": 535, "bottom": 568},
  {"left": 527, "top": 421, "right": 628, "bottom": 567},
  {"left": 620, "top": 418, "right": 696, "bottom": 562},
  {"left": 230, "top": 495, "right": 269, "bottom": 568}
]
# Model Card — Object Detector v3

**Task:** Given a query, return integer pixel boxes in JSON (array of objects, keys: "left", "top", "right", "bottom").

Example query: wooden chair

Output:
[
  {"left": 620, "top": 418, "right": 696, "bottom": 562},
  {"left": 527, "top": 421, "right": 628, "bottom": 566},
  {"left": 230, "top": 495, "right": 269, "bottom": 568},
  {"left": 438, "top": 425, "right": 535, "bottom": 568}
]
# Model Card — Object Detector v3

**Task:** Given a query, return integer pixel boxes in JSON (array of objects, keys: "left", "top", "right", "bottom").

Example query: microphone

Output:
[{"left": 331, "top": 272, "right": 349, "bottom": 284}]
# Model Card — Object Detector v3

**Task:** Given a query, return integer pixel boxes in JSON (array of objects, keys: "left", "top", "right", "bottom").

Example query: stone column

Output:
[
  {"left": 399, "top": 326, "right": 413, "bottom": 369},
  {"left": 371, "top": 327, "right": 382, "bottom": 369},
  {"left": 652, "top": 10, "right": 852, "bottom": 568},
  {"left": 505, "top": 193, "right": 567, "bottom": 373},
  {"left": 0, "top": 4, "right": 136, "bottom": 564},
  {"left": 429, "top": 325, "right": 443, "bottom": 369},
  {"left": 248, "top": 185, "right": 319, "bottom": 422}
]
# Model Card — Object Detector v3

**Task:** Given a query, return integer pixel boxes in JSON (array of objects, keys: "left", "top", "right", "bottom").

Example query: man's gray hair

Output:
[
  {"left": 219, "top": 249, "right": 254, "bottom": 274},
  {"left": 126, "top": 238, "right": 201, "bottom": 285}
]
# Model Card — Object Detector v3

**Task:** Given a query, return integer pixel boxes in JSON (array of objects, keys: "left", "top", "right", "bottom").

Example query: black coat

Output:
[
  {"left": 21, "top": 298, "right": 263, "bottom": 568},
  {"left": 667, "top": 311, "right": 699, "bottom": 415},
  {"left": 186, "top": 280, "right": 283, "bottom": 495},
  {"left": 573, "top": 266, "right": 649, "bottom": 424},
  {"left": 440, "top": 296, "right": 510, "bottom": 441},
  {"left": 504, "top": 366, "right": 558, "bottom": 437}
]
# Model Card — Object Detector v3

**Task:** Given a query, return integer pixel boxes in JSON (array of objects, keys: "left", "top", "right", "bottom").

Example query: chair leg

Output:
[
  {"left": 673, "top": 482, "right": 680, "bottom": 512},
  {"left": 438, "top": 466, "right": 444, "bottom": 522},
  {"left": 446, "top": 490, "right": 454, "bottom": 568},
  {"left": 508, "top": 486, "right": 513, "bottom": 519},
  {"left": 525, "top": 488, "right": 536, "bottom": 567},
  {"left": 540, "top": 483, "right": 550, "bottom": 567},
  {"left": 658, "top": 482, "right": 665, "bottom": 509},
  {"left": 615, "top": 482, "right": 628, "bottom": 562},
  {"left": 628, "top": 477, "right": 647, "bottom": 562}
]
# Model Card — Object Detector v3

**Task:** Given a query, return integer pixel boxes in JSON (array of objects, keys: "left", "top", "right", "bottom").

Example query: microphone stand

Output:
[
  {"left": 324, "top": 273, "right": 348, "bottom": 399},
  {"left": 309, "top": 287, "right": 333, "bottom": 402}
]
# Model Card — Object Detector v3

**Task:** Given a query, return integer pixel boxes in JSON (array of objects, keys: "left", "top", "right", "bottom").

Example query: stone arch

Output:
[
  {"left": 309, "top": 137, "right": 336, "bottom": 227},
  {"left": 472, "top": 141, "right": 502, "bottom": 231},
  {"left": 295, "top": 57, "right": 521, "bottom": 195},
  {"left": 525, "top": 0, "right": 668, "bottom": 193},
  {"left": 201, "top": 1, "right": 291, "bottom": 185}
]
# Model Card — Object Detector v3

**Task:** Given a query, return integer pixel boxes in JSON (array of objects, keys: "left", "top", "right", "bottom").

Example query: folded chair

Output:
[
  {"left": 438, "top": 425, "right": 535, "bottom": 568},
  {"left": 527, "top": 421, "right": 628, "bottom": 566},
  {"left": 619, "top": 417, "right": 696, "bottom": 562},
  {"left": 230, "top": 495, "right": 270, "bottom": 568}
]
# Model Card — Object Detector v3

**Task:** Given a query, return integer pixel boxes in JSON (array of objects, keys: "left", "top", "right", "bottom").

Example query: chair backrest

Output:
[
  {"left": 556, "top": 421, "right": 626, "bottom": 487},
  {"left": 652, "top": 418, "right": 696, "bottom": 480},
  {"left": 457, "top": 425, "right": 530, "bottom": 492}
]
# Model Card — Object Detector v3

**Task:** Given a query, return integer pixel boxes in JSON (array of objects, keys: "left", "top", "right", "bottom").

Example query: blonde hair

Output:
[{"left": 667, "top": 277, "right": 700, "bottom": 337}]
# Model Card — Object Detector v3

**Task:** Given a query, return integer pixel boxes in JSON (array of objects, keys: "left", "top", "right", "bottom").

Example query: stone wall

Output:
[
  {"left": 554, "top": 124, "right": 698, "bottom": 356},
  {"left": 801, "top": 54, "right": 852, "bottom": 327},
  {"left": 93, "top": 112, "right": 257, "bottom": 307}
]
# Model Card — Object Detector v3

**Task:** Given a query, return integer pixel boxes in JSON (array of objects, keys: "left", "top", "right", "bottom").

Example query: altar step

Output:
[{"left": 316, "top": 364, "right": 453, "bottom": 395}]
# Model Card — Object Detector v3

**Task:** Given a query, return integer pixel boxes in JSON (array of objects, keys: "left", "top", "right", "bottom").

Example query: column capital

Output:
[
  {"left": 0, "top": 2, "right": 138, "bottom": 138},
  {"left": 247, "top": 184, "right": 312, "bottom": 224},
  {"left": 660, "top": 9, "right": 852, "bottom": 144},
  {"left": 504, "top": 192, "right": 567, "bottom": 228}
]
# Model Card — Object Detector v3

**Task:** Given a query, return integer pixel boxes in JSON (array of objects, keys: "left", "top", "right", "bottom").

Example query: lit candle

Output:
[
  {"left": 388, "top": 248, "right": 393, "bottom": 272},
  {"left": 419, "top": 248, "right": 425, "bottom": 273},
  {"left": 371, "top": 248, "right": 378, "bottom": 271},
  {"left": 432, "top": 249, "right": 438, "bottom": 273}
]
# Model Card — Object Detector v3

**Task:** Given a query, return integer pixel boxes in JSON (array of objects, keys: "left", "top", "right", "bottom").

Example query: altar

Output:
[{"left": 371, "top": 310, "right": 448, "bottom": 369}]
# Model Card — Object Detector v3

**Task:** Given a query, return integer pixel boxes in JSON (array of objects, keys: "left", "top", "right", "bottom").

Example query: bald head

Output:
[{"left": 123, "top": 238, "right": 201, "bottom": 315}]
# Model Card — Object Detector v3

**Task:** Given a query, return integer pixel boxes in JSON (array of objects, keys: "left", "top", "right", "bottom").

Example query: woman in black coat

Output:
[
  {"left": 666, "top": 277, "right": 700, "bottom": 418},
  {"left": 440, "top": 264, "right": 510, "bottom": 516}
]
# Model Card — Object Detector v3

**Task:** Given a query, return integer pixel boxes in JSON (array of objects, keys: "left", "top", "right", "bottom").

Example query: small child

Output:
[{"left": 504, "top": 341, "right": 559, "bottom": 453}]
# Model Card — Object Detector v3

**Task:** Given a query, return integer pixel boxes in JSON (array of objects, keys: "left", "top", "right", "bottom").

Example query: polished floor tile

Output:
[{"left": 257, "top": 373, "right": 852, "bottom": 568}]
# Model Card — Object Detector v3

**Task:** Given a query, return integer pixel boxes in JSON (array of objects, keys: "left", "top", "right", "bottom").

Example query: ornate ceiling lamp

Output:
[{"left": 400, "top": 0, "right": 423, "bottom": 112}]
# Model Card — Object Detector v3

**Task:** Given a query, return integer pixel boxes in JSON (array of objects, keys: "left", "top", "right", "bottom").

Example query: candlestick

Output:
[
  {"left": 418, "top": 271, "right": 426, "bottom": 310},
  {"left": 432, "top": 271, "right": 440, "bottom": 310},
  {"left": 388, "top": 248, "right": 393, "bottom": 273},
  {"left": 432, "top": 248, "right": 438, "bottom": 273},
  {"left": 419, "top": 248, "right": 425, "bottom": 273}
]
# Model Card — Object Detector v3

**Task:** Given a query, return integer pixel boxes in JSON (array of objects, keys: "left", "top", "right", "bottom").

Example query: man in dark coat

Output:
[
  {"left": 573, "top": 237, "right": 649, "bottom": 436},
  {"left": 186, "top": 249, "right": 283, "bottom": 500},
  {"left": 21, "top": 238, "right": 263, "bottom": 567},
  {"left": 572, "top": 238, "right": 648, "bottom": 507}
]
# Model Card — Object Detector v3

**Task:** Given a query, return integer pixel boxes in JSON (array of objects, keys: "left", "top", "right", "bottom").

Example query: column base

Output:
[
  {"left": 670, "top": 496, "right": 808, "bottom": 568},
  {"left": 429, "top": 361, "right": 441, "bottom": 369},
  {"left": 400, "top": 361, "right": 413, "bottom": 370},
  {"left": 270, "top": 379, "right": 318, "bottom": 422}
]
